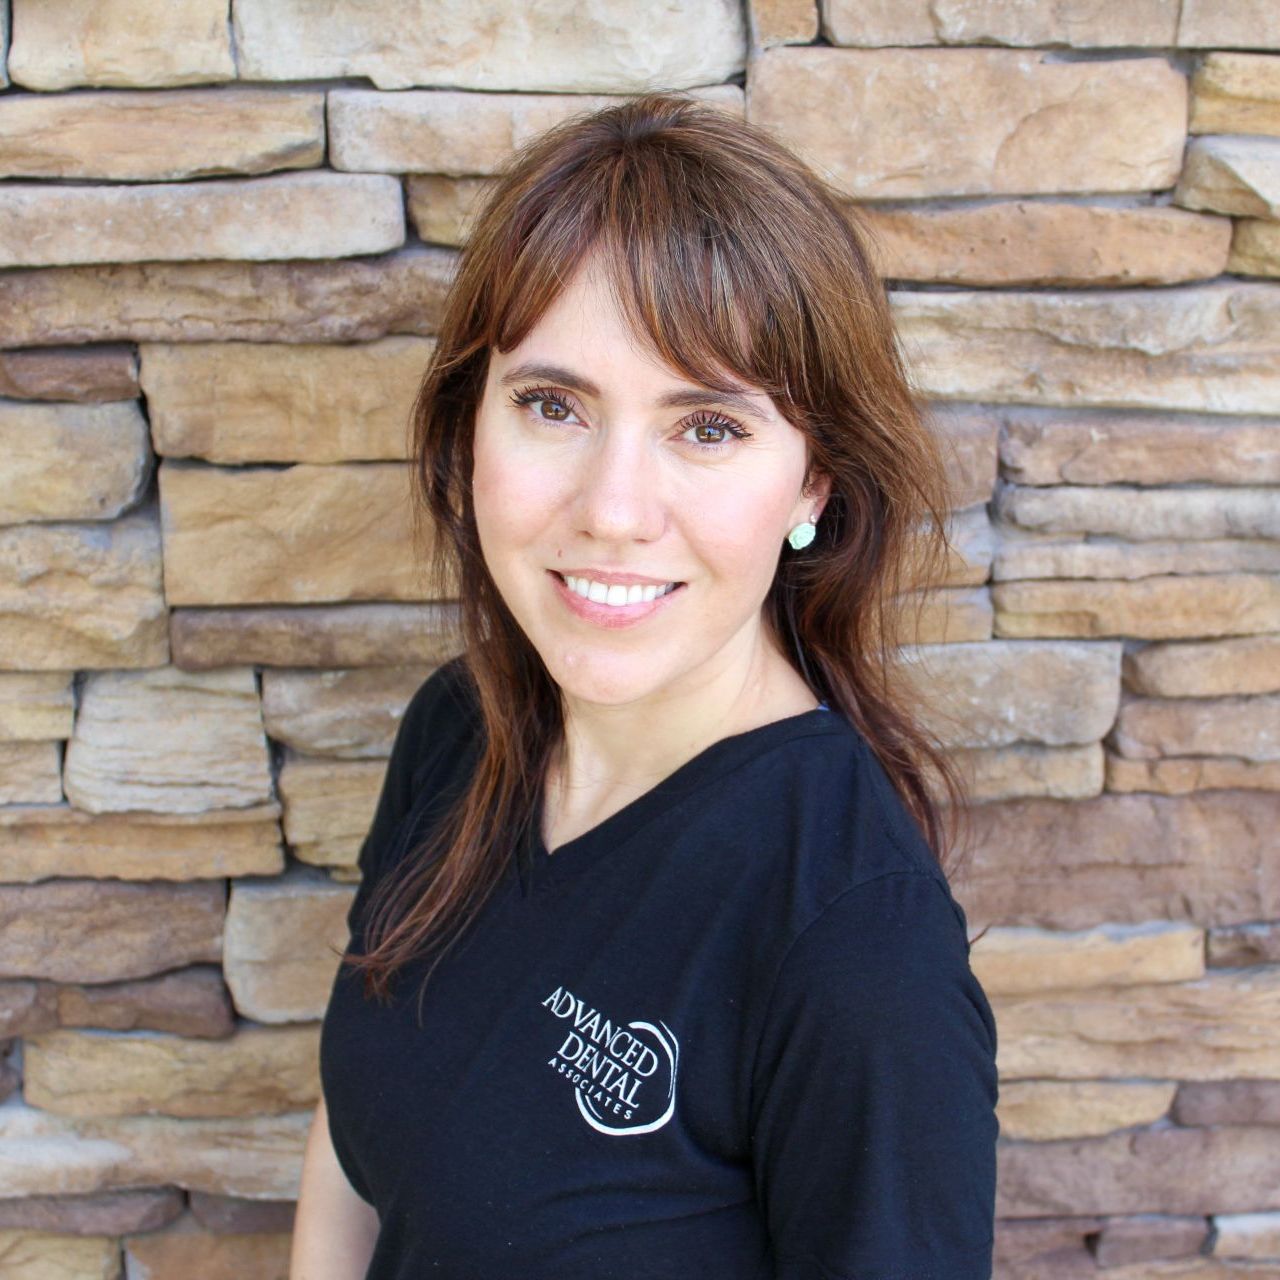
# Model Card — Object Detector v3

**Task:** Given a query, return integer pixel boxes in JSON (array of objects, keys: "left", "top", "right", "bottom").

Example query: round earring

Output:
[{"left": 786, "top": 515, "right": 818, "bottom": 550}]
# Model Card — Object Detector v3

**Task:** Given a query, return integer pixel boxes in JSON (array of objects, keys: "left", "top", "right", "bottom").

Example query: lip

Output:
[
  {"left": 548, "top": 569, "right": 685, "bottom": 629},
  {"left": 554, "top": 567, "right": 685, "bottom": 587}
]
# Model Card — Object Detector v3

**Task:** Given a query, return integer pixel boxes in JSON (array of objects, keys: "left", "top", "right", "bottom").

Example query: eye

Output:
[
  {"left": 679, "top": 411, "right": 754, "bottom": 453},
  {"left": 508, "top": 385, "right": 581, "bottom": 425}
]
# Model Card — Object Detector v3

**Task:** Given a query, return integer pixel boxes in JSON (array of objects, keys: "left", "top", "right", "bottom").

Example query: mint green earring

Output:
[{"left": 786, "top": 515, "right": 818, "bottom": 550}]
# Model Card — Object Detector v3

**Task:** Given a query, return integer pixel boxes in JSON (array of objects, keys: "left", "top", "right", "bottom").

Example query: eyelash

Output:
[{"left": 506, "top": 384, "right": 754, "bottom": 453}]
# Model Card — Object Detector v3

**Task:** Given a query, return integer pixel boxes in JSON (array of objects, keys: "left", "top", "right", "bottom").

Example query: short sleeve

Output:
[{"left": 749, "top": 870, "right": 999, "bottom": 1280}]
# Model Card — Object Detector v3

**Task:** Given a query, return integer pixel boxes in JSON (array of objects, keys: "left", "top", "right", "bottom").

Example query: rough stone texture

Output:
[
  {"left": 821, "top": 0, "right": 1179, "bottom": 47},
  {"left": 1175, "top": 1079, "right": 1280, "bottom": 1125},
  {"left": 949, "top": 741, "right": 1104, "bottom": 803},
  {"left": 971, "top": 922, "right": 1204, "bottom": 997},
  {"left": 8, "top": 0, "right": 235, "bottom": 90},
  {"left": 1212, "top": 1213, "right": 1280, "bottom": 1260},
  {"left": 1178, "top": 0, "right": 1280, "bottom": 50},
  {"left": 998, "top": 408, "right": 1280, "bottom": 487},
  {"left": 236, "top": 0, "right": 746, "bottom": 92},
  {"left": 996, "top": 1079, "right": 1177, "bottom": 1142},
  {"left": 405, "top": 174, "right": 493, "bottom": 246},
  {"left": 0, "top": 346, "right": 137, "bottom": 402},
  {"left": 1107, "top": 753, "right": 1280, "bottom": 795},
  {"left": 1111, "top": 694, "right": 1280, "bottom": 762},
  {"left": 748, "top": 0, "right": 818, "bottom": 47},
  {"left": 860, "top": 201, "right": 1231, "bottom": 287},
  {"left": 893, "top": 283, "right": 1280, "bottom": 415},
  {"left": 125, "top": 1213, "right": 292, "bottom": 1275},
  {"left": 0, "top": 400, "right": 150, "bottom": 525},
  {"left": 996, "top": 485, "right": 1280, "bottom": 541},
  {"left": 929, "top": 403, "right": 1001, "bottom": 508},
  {"left": 938, "top": 507, "right": 994, "bottom": 588},
  {"left": 0, "top": 1187, "right": 183, "bottom": 1235},
  {"left": 0, "top": 880, "right": 224, "bottom": 984},
  {"left": 24, "top": 1023, "right": 319, "bottom": 1118},
  {"left": 260, "top": 666, "right": 435, "bottom": 758},
  {"left": 898, "top": 586, "right": 993, "bottom": 644},
  {"left": 1175, "top": 135, "right": 1280, "bottom": 219},
  {"left": 222, "top": 874, "right": 350, "bottom": 1021},
  {"left": 960, "top": 789, "right": 1280, "bottom": 930},
  {"left": 0, "top": 247, "right": 455, "bottom": 347},
  {"left": 0, "top": 171, "right": 405, "bottom": 268},
  {"left": 0, "top": 1231, "right": 120, "bottom": 1274},
  {"left": 187, "top": 1190, "right": 296, "bottom": 1235},
  {"left": 0, "top": 673, "right": 75, "bottom": 742},
  {"left": 277, "top": 755, "right": 385, "bottom": 870},
  {"left": 0, "top": 508, "right": 168, "bottom": 672},
  {"left": 992, "top": 575, "right": 1280, "bottom": 640},
  {"left": 0, "top": 742, "right": 62, "bottom": 804},
  {"left": 169, "top": 603, "right": 462, "bottom": 671},
  {"left": 1190, "top": 53, "right": 1280, "bottom": 137},
  {"left": 1094, "top": 1217, "right": 1214, "bottom": 1270},
  {"left": 0, "top": 803, "right": 283, "bottom": 883},
  {"left": 1124, "top": 636, "right": 1280, "bottom": 698},
  {"left": 141, "top": 337, "right": 433, "bottom": 464},
  {"left": 330, "top": 85, "right": 743, "bottom": 176},
  {"left": 748, "top": 49, "right": 1187, "bottom": 199},
  {"left": 898, "top": 639, "right": 1122, "bottom": 749},
  {"left": 0, "top": 1104, "right": 311, "bottom": 1199},
  {"left": 0, "top": 89, "right": 325, "bottom": 182},
  {"left": 55, "top": 968, "right": 233, "bottom": 1039},
  {"left": 1231, "top": 217, "right": 1280, "bottom": 275},
  {"left": 158, "top": 461, "right": 439, "bottom": 607},
  {"left": 996, "top": 1125, "right": 1280, "bottom": 1218}
]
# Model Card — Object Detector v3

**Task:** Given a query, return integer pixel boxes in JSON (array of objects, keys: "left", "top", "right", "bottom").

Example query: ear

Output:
[{"left": 797, "top": 470, "right": 833, "bottom": 524}]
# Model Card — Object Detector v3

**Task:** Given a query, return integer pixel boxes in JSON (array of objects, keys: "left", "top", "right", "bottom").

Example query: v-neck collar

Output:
[{"left": 511, "top": 706, "right": 846, "bottom": 899}]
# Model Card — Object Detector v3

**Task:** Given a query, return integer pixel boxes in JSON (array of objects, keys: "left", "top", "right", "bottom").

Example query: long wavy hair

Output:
[{"left": 343, "top": 90, "right": 977, "bottom": 1017}]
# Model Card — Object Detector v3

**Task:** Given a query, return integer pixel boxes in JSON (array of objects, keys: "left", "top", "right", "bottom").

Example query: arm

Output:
[{"left": 290, "top": 1095, "right": 380, "bottom": 1279}]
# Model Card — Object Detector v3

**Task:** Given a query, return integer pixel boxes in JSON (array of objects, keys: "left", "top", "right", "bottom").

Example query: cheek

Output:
[{"left": 472, "top": 429, "right": 563, "bottom": 543}]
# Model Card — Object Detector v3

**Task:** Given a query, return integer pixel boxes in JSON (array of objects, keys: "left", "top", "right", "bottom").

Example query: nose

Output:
[{"left": 570, "top": 423, "right": 666, "bottom": 545}]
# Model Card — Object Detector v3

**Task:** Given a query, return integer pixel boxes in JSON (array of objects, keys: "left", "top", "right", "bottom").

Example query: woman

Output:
[{"left": 293, "top": 91, "right": 998, "bottom": 1279}]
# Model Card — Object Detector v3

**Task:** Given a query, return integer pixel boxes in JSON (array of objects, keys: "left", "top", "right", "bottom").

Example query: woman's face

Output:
[{"left": 471, "top": 255, "right": 829, "bottom": 708}]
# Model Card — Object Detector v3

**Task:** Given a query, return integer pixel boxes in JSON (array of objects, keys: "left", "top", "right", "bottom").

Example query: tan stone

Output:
[
  {"left": 748, "top": 0, "right": 818, "bottom": 47},
  {"left": 125, "top": 1215, "right": 292, "bottom": 1278},
  {"left": 1178, "top": 0, "right": 1280, "bottom": 50},
  {"left": 236, "top": 0, "right": 746, "bottom": 92},
  {"left": 749, "top": 48, "right": 1186, "bottom": 199},
  {"left": 0, "top": 673, "right": 75, "bottom": 741},
  {"left": 961, "top": 789, "right": 1280, "bottom": 930},
  {"left": 928, "top": 403, "right": 1001, "bottom": 508},
  {"left": 1175, "top": 1078, "right": 1280, "bottom": 1124},
  {"left": 1175, "top": 136, "right": 1280, "bottom": 219},
  {"left": 24, "top": 1023, "right": 319, "bottom": 1118},
  {"left": 0, "top": 400, "right": 149, "bottom": 524},
  {"left": 223, "top": 874, "right": 351, "bottom": 1021},
  {"left": 1191, "top": 53, "right": 1280, "bottom": 137},
  {"left": 997, "top": 1080, "right": 1177, "bottom": 1142},
  {"left": 993, "top": 575, "right": 1280, "bottom": 640},
  {"left": 0, "top": 1103, "right": 310, "bottom": 1199},
  {"left": 330, "top": 85, "right": 743, "bottom": 176},
  {"left": 821, "top": 0, "right": 1179, "bottom": 47},
  {"left": 0, "top": 803, "right": 283, "bottom": 883},
  {"left": 158, "top": 461, "right": 439, "bottom": 607},
  {"left": 894, "top": 587, "right": 992, "bottom": 644},
  {"left": 997, "top": 485, "right": 1280, "bottom": 541},
  {"left": 55, "top": 968, "right": 233, "bottom": 1038},
  {"left": 63, "top": 667, "right": 272, "bottom": 816},
  {"left": 899, "top": 639, "right": 1121, "bottom": 749},
  {"left": 893, "top": 283, "right": 1280, "bottom": 415},
  {"left": 1112, "top": 694, "right": 1280, "bottom": 762},
  {"left": 0, "top": 1187, "right": 182, "bottom": 1235},
  {"left": 1230, "top": 218, "right": 1280, "bottom": 275},
  {"left": 995, "top": 967, "right": 1280, "bottom": 1080},
  {"left": 170, "top": 603, "right": 463, "bottom": 671},
  {"left": 0, "top": 880, "right": 223, "bottom": 983},
  {"left": 278, "top": 756, "right": 386, "bottom": 871},
  {"left": 999, "top": 408, "right": 1280, "bottom": 486},
  {"left": 0, "top": 247, "right": 454, "bottom": 348},
  {"left": 1124, "top": 635, "right": 1280, "bottom": 697},
  {"left": 0, "top": 1231, "right": 119, "bottom": 1276},
  {"left": 938, "top": 507, "right": 992, "bottom": 588},
  {"left": 141, "top": 337, "right": 432, "bottom": 464},
  {"left": 945, "top": 742, "right": 1104, "bottom": 803},
  {"left": 0, "top": 171, "right": 405, "bottom": 268},
  {"left": 971, "top": 921, "right": 1204, "bottom": 997},
  {"left": 0, "top": 88, "right": 324, "bottom": 181},
  {"left": 0, "top": 742, "right": 61, "bottom": 805},
  {"left": 994, "top": 530, "right": 1280, "bottom": 582},
  {"left": 1211, "top": 1213, "right": 1280, "bottom": 1259},
  {"left": 0, "top": 507, "right": 168, "bottom": 671},
  {"left": 1094, "top": 1217, "right": 1215, "bottom": 1270},
  {"left": 8, "top": 0, "right": 234, "bottom": 90},
  {"left": 861, "top": 202, "right": 1230, "bottom": 286},
  {"left": 187, "top": 1190, "right": 295, "bottom": 1234},
  {"left": 0, "top": 345, "right": 137, "bottom": 402},
  {"left": 261, "top": 665, "right": 436, "bottom": 757},
  {"left": 405, "top": 175, "right": 493, "bottom": 247},
  {"left": 1107, "top": 753, "right": 1280, "bottom": 795}
]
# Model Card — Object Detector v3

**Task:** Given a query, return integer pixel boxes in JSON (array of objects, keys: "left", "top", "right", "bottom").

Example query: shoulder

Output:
[{"left": 392, "top": 653, "right": 482, "bottom": 792}]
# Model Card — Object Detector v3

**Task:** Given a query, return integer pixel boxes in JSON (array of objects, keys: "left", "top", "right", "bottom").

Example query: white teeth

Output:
[{"left": 563, "top": 575, "right": 679, "bottom": 607}]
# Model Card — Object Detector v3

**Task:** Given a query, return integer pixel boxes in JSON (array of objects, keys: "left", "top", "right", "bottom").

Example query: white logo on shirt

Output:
[{"left": 541, "top": 984, "right": 679, "bottom": 1136}]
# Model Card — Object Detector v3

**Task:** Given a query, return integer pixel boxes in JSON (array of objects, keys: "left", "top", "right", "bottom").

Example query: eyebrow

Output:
[{"left": 496, "top": 361, "right": 773, "bottom": 424}]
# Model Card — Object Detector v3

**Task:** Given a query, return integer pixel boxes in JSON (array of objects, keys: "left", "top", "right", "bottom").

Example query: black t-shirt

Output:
[{"left": 319, "top": 656, "right": 999, "bottom": 1280}]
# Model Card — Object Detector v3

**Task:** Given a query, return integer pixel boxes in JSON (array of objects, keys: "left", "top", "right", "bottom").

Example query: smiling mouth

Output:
[{"left": 550, "top": 570, "right": 686, "bottom": 605}]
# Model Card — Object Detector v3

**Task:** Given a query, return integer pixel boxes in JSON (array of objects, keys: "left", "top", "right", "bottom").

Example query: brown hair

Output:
[{"left": 343, "top": 90, "right": 976, "bottom": 1018}]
